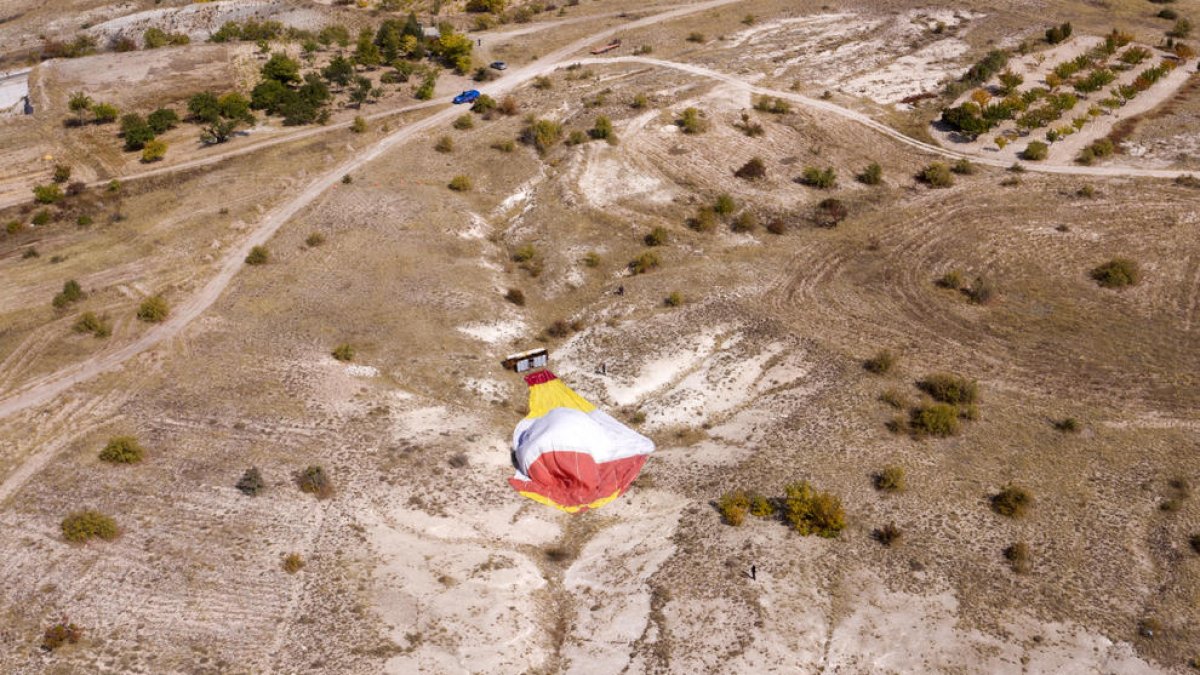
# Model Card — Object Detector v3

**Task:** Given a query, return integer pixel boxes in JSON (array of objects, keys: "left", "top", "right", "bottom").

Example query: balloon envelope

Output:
[{"left": 510, "top": 371, "right": 654, "bottom": 513}]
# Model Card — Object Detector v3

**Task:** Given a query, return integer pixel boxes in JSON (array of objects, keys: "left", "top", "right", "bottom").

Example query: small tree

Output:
[
  {"left": 99, "top": 436, "right": 144, "bottom": 464},
  {"left": 237, "top": 467, "right": 265, "bottom": 495},
  {"left": 147, "top": 108, "right": 179, "bottom": 134},
  {"left": 141, "top": 139, "right": 168, "bottom": 163},
  {"left": 244, "top": 246, "right": 269, "bottom": 265},
  {"left": 137, "top": 295, "right": 169, "bottom": 323}
]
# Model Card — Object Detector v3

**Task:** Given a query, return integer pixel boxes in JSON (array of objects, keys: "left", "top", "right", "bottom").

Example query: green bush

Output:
[
  {"left": 717, "top": 490, "right": 750, "bottom": 525},
  {"left": 61, "top": 510, "right": 118, "bottom": 542},
  {"left": 137, "top": 295, "right": 169, "bottom": 323},
  {"left": 713, "top": 193, "right": 735, "bottom": 216},
  {"left": 628, "top": 251, "right": 661, "bottom": 274},
  {"left": 141, "top": 139, "right": 168, "bottom": 163},
  {"left": 991, "top": 485, "right": 1033, "bottom": 518},
  {"left": 453, "top": 114, "right": 474, "bottom": 130},
  {"left": 677, "top": 107, "right": 707, "bottom": 134},
  {"left": 52, "top": 280, "right": 85, "bottom": 309},
  {"left": 951, "top": 158, "right": 976, "bottom": 175},
  {"left": 799, "top": 166, "right": 837, "bottom": 189},
  {"left": 296, "top": 465, "right": 333, "bottom": 499},
  {"left": 73, "top": 312, "right": 111, "bottom": 338},
  {"left": 244, "top": 245, "right": 269, "bottom": 265},
  {"left": 783, "top": 481, "right": 845, "bottom": 537},
  {"left": 664, "top": 291, "right": 684, "bottom": 307},
  {"left": 644, "top": 226, "right": 668, "bottom": 246},
  {"left": 520, "top": 118, "right": 563, "bottom": 154},
  {"left": 32, "top": 209, "right": 52, "bottom": 226},
  {"left": 237, "top": 467, "right": 265, "bottom": 496},
  {"left": 688, "top": 207, "right": 717, "bottom": 232},
  {"left": 53, "top": 164, "right": 72, "bottom": 183},
  {"left": 874, "top": 465, "right": 906, "bottom": 492},
  {"left": 147, "top": 108, "right": 179, "bottom": 133},
  {"left": 99, "top": 436, "right": 144, "bottom": 464},
  {"left": 331, "top": 343, "right": 355, "bottom": 361},
  {"left": 351, "top": 116, "right": 367, "bottom": 133},
  {"left": 33, "top": 184, "right": 64, "bottom": 204},
  {"left": 1022, "top": 141, "right": 1049, "bottom": 161},
  {"left": 858, "top": 162, "right": 883, "bottom": 185},
  {"left": 491, "top": 139, "right": 515, "bottom": 152},
  {"left": 448, "top": 175, "right": 473, "bottom": 191},
  {"left": 918, "top": 373, "right": 979, "bottom": 404},
  {"left": 731, "top": 211, "right": 758, "bottom": 233},
  {"left": 919, "top": 162, "right": 954, "bottom": 188},
  {"left": 748, "top": 493, "right": 775, "bottom": 517},
  {"left": 910, "top": 403, "right": 960, "bottom": 437},
  {"left": 282, "top": 552, "right": 305, "bottom": 574},
  {"left": 1091, "top": 258, "right": 1139, "bottom": 288}
]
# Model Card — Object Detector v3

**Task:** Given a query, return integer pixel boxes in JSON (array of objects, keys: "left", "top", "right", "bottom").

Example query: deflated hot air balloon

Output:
[{"left": 509, "top": 370, "right": 654, "bottom": 513}]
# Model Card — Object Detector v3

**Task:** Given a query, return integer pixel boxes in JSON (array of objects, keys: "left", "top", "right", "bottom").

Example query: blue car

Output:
[{"left": 453, "top": 89, "right": 481, "bottom": 104}]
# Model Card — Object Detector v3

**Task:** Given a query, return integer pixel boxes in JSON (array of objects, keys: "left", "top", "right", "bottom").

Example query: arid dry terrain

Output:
[{"left": 1, "top": 0, "right": 1198, "bottom": 673}]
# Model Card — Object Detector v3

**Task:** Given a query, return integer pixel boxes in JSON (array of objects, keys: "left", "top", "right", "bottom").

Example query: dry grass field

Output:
[{"left": 0, "top": 0, "right": 1198, "bottom": 673}]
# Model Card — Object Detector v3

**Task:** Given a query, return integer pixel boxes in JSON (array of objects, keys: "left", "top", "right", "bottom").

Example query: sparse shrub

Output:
[
  {"left": 686, "top": 32, "right": 705, "bottom": 43},
  {"left": 491, "top": 139, "right": 515, "bottom": 152},
  {"left": 589, "top": 115, "right": 615, "bottom": 142},
  {"left": 52, "top": 280, "right": 85, "bottom": 309},
  {"left": 498, "top": 95, "right": 520, "bottom": 116},
  {"left": 1091, "top": 258, "right": 1139, "bottom": 288},
  {"left": 664, "top": 291, "right": 684, "bottom": 307},
  {"left": 53, "top": 164, "right": 72, "bottom": 183},
  {"left": 32, "top": 210, "right": 52, "bottom": 226},
  {"left": 783, "top": 481, "right": 845, "bottom": 537},
  {"left": 688, "top": 207, "right": 717, "bottom": 232},
  {"left": 910, "top": 403, "right": 960, "bottom": 437},
  {"left": 1076, "top": 185, "right": 1096, "bottom": 198},
  {"left": 630, "top": 93, "right": 649, "bottom": 109},
  {"left": 351, "top": 116, "right": 367, "bottom": 133},
  {"left": 991, "top": 485, "right": 1033, "bottom": 518},
  {"left": 1004, "top": 541, "right": 1030, "bottom": 573},
  {"left": 583, "top": 251, "right": 601, "bottom": 268},
  {"left": 748, "top": 493, "right": 775, "bottom": 517},
  {"left": 628, "top": 251, "right": 661, "bottom": 274},
  {"left": 872, "top": 523, "right": 902, "bottom": 547},
  {"left": 858, "top": 162, "right": 883, "bottom": 185},
  {"left": 1189, "top": 533, "right": 1200, "bottom": 555},
  {"left": 919, "top": 162, "right": 954, "bottom": 188},
  {"left": 766, "top": 218, "right": 787, "bottom": 235},
  {"left": 863, "top": 349, "right": 895, "bottom": 374},
  {"left": 813, "top": 198, "right": 847, "bottom": 228},
  {"left": 504, "top": 288, "right": 525, "bottom": 305},
  {"left": 1022, "top": 141, "right": 1049, "bottom": 161},
  {"left": 244, "top": 245, "right": 269, "bottom": 265},
  {"left": 532, "top": 75, "right": 552, "bottom": 89},
  {"left": 296, "top": 465, "right": 333, "bottom": 499},
  {"left": 448, "top": 175, "right": 473, "bottom": 191},
  {"left": 435, "top": 135, "right": 454, "bottom": 153},
  {"left": 713, "top": 193, "right": 735, "bottom": 216},
  {"left": 734, "top": 157, "right": 766, "bottom": 180},
  {"left": 644, "top": 226, "right": 668, "bottom": 246},
  {"left": 966, "top": 276, "right": 996, "bottom": 304},
  {"left": 918, "top": 373, "right": 979, "bottom": 405},
  {"left": 342, "top": 174, "right": 353, "bottom": 184},
  {"left": 1054, "top": 417, "right": 1081, "bottom": 433},
  {"left": 512, "top": 244, "right": 537, "bottom": 263},
  {"left": 99, "top": 436, "right": 144, "bottom": 464},
  {"left": 282, "top": 553, "right": 305, "bottom": 573},
  {"left": 73, "top": 312, "right": 111, "bottom": 338},
  {"left": 448, "top": 453, "right": 469, "bottom": 468},
  {"left": 237, "top": 467, "right": 265, "bottom": 496},
  {"left": 951, "top": 158, "right": 976, "bottom": 175},
  {"left": 879, "top": 389, "right": 907, "bottom": 409},
  {"left": 332, "top": 343, "right": 355, "bottom": 361},
  {"left": 41, "top": 618, "right": 82, "bottom": 652},
  {"left": 453, "top": 114, "right": 474, "bottom": 130},
  {"left": 937, "top": 270, "right": 964, "bottom": 290},
  {"left": 305, "top": 232, "right": 325, "bottom": 247},
  {"left": 545, "top": 319, "right": 574, "bottom": 338},
  {"left": 799, "top": 166, "right": 837, "bottom": 189},
  {"left": 61, "top": 510, "right": 118, "bottom": 543},
  {"left": 677, "top": 107, "right": 707, "bottom": 134},
  {"left": 717, "top": 490, "right": 750, "bottom": 525},
  {"left": 753, "top": 95, "right": 791, "bottom": 114},
  {"left": 731, "top": 211, "right": 758, "bottom": 233},
  {"left": 874, "top": 465, "right": 906, "bottom": 492}
]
